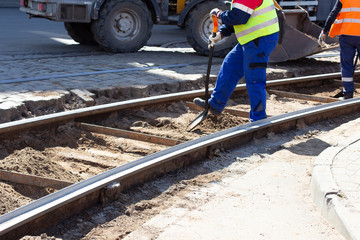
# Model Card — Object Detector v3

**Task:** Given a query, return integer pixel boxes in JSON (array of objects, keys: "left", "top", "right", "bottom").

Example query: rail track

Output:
[{"left": 0, "top": 71, "right": 360, "bottom": 239}]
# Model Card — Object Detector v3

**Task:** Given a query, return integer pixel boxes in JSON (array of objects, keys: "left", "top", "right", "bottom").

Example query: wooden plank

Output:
[
  {"left": 75, "top": 122, "right": 184, "bottom": 146},
  {"left": 70, "top": 89, "right": 95, "bottom": 106},
  {"left": 333, "top": 79, "right": 360, "bottom": 88},
  {"left": 222, "top": 108, "right": 249, "bottom": 118},
  {"left": 0, "top": 169, "right": 73, "bottom": 189},
  {"left": 268, "top": 89, "right": 339, "bottom": 103}
]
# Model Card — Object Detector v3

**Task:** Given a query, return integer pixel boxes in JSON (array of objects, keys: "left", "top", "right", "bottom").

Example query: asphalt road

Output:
[{"left": 0, "top": 8, "right": 187, "bottom": 55}]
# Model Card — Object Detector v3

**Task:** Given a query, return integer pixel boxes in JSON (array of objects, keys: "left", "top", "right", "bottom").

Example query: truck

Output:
[{"left": 19, "top": 0, "right": 338, "bottom": 62}]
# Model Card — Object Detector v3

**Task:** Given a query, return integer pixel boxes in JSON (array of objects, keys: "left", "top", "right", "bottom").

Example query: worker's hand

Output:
[
  {"left": 209, "top": 8, "right": 222, "bottom": 18},
  {"left": 209, "top": 32, "right": 222, "bottom": 48},
  {"left": 318, "top": 30, "right": 327, "bottom": 44}
]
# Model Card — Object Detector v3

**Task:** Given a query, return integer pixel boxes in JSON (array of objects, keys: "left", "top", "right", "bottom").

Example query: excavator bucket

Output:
[{"left": 270, "top": 8, "right": 338, "bottom": 62}]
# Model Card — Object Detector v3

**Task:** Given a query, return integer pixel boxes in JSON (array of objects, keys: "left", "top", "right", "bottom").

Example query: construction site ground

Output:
[{"left": 1, "top": 7, "right": 360, "bottom": 240}]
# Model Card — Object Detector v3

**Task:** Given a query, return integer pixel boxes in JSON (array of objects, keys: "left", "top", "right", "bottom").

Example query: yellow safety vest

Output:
[
  {"left": 233, "top": 0, "right": 279, "bottom": 45},
  {"left": 329, "top": 0, "right": 360, "bottom": 37}
]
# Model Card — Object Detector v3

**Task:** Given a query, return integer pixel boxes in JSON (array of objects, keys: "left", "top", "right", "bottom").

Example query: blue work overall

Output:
[
  {"left": 339, "top": 35, "right": 360, "bottom": 96},
  {"left": 209, "top": 32, "right": 279, "bottom": 121}
]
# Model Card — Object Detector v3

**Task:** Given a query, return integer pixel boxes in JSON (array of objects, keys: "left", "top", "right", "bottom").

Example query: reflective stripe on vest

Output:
[
  {"left": 329, "top": 0, "right": 360, "bottom": 37},
  {"left": 233, "top": 0, "right": 279, "bottom": 45},
  {"left": 232, "top": 2, "right": 254, "bottom": 15}
]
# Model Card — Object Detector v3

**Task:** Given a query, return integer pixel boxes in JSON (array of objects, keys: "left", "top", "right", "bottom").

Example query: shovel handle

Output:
[
  {"left": 204, "top": 16, "right": 217, "bottom": 111},
  {"left": 353, "top": 52, "right": 359, "bottom": 76},
  {"left": 187, "top": 14, "right": 218, "bottom": 131},
  {"left": 272, "top": 0, "right": 282, "bottom": 10},
  {"left": 211, "top": 15, "right": 218, "bottom": 37}
]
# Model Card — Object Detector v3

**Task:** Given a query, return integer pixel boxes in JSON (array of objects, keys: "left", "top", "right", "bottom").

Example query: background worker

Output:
[
  {"left": 194, "top": 0, "right": 279, "bottom": 122},
  {"left": 319, "top": 0, "right": 360, "bottom": 100}
]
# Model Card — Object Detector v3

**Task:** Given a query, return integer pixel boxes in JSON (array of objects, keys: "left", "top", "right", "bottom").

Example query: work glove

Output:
[
  {"left": 209, "top": 32, "right": 222, "bottom": 48},
  {"left": 210, "top": 8, "right": 222, "bottom": 18},
  {"left": 318, "top": 30, "right": 327, "bottom": 44}
]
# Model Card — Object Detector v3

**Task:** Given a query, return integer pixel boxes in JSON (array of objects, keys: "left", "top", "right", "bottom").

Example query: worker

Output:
[
  {"left": 193, "top": 0, "right": 279, "bottom": 122},
  {"left": 319, "top": 0, "right": 360, "bottom": 100}
]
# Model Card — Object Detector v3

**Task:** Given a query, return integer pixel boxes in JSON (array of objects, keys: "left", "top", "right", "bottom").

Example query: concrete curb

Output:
[{"left": 311, "top": 140, "right": 360, "bottom": 240}]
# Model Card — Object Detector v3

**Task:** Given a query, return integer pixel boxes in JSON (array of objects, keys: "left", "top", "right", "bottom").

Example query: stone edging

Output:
[{"left": 310, "top": 137, "right": 360, "bottom": 240}]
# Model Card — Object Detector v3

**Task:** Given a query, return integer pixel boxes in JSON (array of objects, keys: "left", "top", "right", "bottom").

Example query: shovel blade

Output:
[{"left": 187, "top": 110, "right": 208, "bottom": 132}]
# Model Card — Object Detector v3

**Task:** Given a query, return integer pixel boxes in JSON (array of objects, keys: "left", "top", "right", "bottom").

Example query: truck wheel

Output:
[
  {"left": 185, "top": 1, "right": 237, "bottom": 57},
  {"left": 64, "top": 23, "right": 97, "bottom": 45},
  {"left": 91, "top": 0, "right": 153, "bottom": 53}
]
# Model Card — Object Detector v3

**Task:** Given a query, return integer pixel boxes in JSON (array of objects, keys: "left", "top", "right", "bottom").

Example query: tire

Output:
[
  {"left": 91, "top": 0, "right": 153, "bottom": 53},
  {"left": 64, "top": 22, "right": 97, "bottom": 45},
  {"left": 185, "top": 1, "right": 237, "bottom": 57}
]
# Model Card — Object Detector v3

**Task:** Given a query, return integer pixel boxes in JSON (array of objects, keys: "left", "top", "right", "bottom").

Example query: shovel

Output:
[{"left": 187, "top": 16, "right": 218, "bottom": 132}]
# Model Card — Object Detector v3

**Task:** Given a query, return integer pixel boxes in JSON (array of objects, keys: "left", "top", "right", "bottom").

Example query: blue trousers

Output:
[
  {"left": 209, "top": 32, "right": 279, "bottom": 121},
  {"left": 339, "top": 35, "right": 360, "bottom": 95}
]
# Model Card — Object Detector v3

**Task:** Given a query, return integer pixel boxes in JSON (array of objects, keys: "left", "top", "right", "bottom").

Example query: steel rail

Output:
[
  {"left": 1, "top": 71, "right": 358, "bottom": 135},
  {"left": 1, "top": 96, "right": 360, "bottom": 239}
]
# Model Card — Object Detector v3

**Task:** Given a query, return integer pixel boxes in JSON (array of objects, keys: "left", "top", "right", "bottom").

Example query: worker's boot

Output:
[
  {"left": 339, "top": 92, "right": 353, "bottom": 100},
  {"left": 193, "top": 98, "right": 222, "bottom": 115}
]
